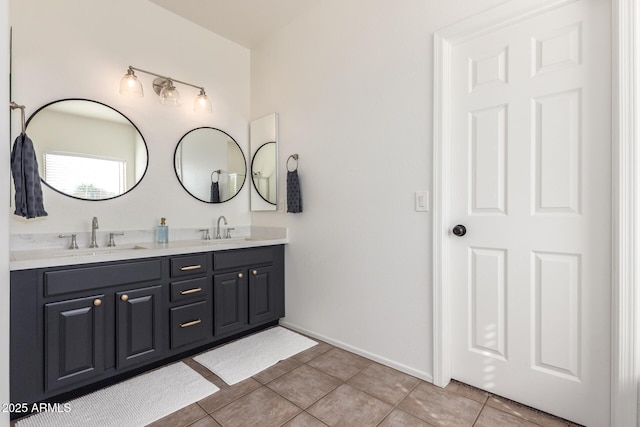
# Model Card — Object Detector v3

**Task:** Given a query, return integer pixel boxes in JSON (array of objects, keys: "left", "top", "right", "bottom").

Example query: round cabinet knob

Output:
[
  {"left": 252, "top": 270, "right": 258, "bottom": 275},
  {"left": 452, "top": 224, "right": 467, "bottom": 237},
  {"left": 238, "top": 273, "right": 244, "bottom": 279},
  {"left": 121, "top": 295, "right": 129, "bottom": 302},
  {"left": 93, "top": 299, "right": 102, "bottom": 306}
]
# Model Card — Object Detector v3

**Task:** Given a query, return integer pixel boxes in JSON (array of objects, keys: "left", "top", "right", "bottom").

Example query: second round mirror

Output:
[{"left": 174, "top": 127, "right": 246, "bottom": 203}]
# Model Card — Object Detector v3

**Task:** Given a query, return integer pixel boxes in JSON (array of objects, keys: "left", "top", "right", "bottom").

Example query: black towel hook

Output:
[
  {"left": 287, "top": 154, "right": 299, "bottom": 172},
  {"left": 10, "top": 101, "right": 26, "bottom": 134},
  {"left": 211, "top": 170, "right": 221, "bottom": 183}
]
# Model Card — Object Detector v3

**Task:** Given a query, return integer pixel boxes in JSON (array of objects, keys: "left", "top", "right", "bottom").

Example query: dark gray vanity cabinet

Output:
[
  {"left": 249, "top": 266, "right": 278, "bottom": 325},
  {"left": 11, "top": 259, "right": 164, "bottom": 404},
  {"left": 213, "top": 246, "right": 285, "bottom": 334},
  {"left": 116, "top": 285, "right": 163, "bottom": 368},
  {"left": 45, "top": 294, "right": 106, "bottom": 393},
  {"left": 213, "top": 271, "right": 248, "bottom": 336},
  {"left": 168, "top": 254, "right": 212, "bottom": 351},
  {"left": 10, "top": 244, "right": 284, "bottom": 413}
]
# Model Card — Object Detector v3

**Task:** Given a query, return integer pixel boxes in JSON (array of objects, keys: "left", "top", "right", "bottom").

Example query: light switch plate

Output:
[{"left": 415, "top": 191, "right": 430, "bottom": 212}]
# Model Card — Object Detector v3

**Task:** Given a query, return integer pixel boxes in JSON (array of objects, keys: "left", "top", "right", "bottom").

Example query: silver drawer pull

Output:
[
  {"left": 180, "top": 287, "right": 202, "bottom": 295},
  {"left": 180, "top": 319, "right": 202, "bottom": 328},
  {"left": 180, "top": 265, "right": 202, "bottom": 271}
]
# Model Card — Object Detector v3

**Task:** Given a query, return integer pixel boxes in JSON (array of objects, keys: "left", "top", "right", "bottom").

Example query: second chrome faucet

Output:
[{"left": 216, "top": 215, "right": 227, "bottom": 239}]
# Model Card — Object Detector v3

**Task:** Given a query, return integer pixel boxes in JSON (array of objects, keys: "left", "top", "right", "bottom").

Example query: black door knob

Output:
[{"left": 452, "top": 224, "right": 467, "bottom": 236}]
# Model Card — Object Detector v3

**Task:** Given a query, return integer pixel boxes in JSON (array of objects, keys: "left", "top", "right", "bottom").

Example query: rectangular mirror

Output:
[{"left": 250, "top": 113, "right": 278, "bottom": 211}]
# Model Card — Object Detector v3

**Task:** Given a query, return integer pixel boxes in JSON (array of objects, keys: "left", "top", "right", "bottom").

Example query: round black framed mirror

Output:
[
  {"left": 251, "top": 142, "right": 277, "bottom": 205},
  {"left": 25, "top": 98, "right": 148, "bottom": 201},
  {"left": 174, "top": 127, "right": 246, "bottom": 203}
]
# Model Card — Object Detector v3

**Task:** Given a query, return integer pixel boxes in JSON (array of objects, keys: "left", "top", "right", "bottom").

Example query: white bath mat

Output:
[
  {"left": 194, "top": 327, "right": 317, "bottom": 385},
  {"left": 16, "top": 362, "right": 219, "bottom": 427}
]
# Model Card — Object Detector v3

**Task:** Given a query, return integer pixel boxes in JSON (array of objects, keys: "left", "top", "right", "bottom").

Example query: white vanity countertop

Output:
[{"left": 10, "top": 226, "right": 288, "bottom": 271}]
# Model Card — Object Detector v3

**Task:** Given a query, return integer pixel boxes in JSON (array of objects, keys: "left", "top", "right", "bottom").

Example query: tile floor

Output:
[
  {"left": 146, "top": 336, "right": 582, "bottom": 427},
  {"left": 11, "top": 332, "right": 582, "bottom": 427}
]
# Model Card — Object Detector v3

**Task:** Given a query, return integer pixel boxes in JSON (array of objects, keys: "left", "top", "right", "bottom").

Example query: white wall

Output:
[
  {"left": 251, "top": 0, "right": 505, "bottom": 379},
  {"left": 9, "top": 0, "right": 251, "bottom": 235},
  {"left": 1, "top": 0, "right": 10, "bottom": 423}
]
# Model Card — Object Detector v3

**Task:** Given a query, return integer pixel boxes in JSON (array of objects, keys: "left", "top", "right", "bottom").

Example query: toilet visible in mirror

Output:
[
  {"left": 250, "top": 113, "right": 278, "bottom": 211},
  {"left": 174, "top": 127, "right": 246, "bottom": 203},
  {"left": 25, "top": 98, "right": 148, "bottom": 201}
]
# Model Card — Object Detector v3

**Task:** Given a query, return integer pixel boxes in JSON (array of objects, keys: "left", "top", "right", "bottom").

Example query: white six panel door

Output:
[{"left": 449, "top": 1, "right": 610, "bottom": 425}]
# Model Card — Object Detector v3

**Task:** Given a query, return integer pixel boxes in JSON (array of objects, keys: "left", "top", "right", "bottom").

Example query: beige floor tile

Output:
[
  {"left": 205, "top": 376, "right": 228, "bottom": 391},
  {"left": 397, "top": 381, "right": 483, "bottom": 427},
  {"left": 253, "top": 357, "right": 303, "bottom": 384},
  {"left": 486, "top": 395, "right": 570, "bottom": 427},
  {"left": 475, "top": 406, "right": 540, "bottom": 427},
  {"left": 307, "top": 383, "right": 392, "bottom": 426},
  {"left": 378, "top": 409, "right": 434, "bottom": 426},
  {"left": 292, "top": 341, "right": 334, "bottom": 363},
  {"left": 187, "top": 415, "right": 222, "bottom": 427},
  {"left": 445, "top": 380, "right": 490, "bottom": 404},
  {"left": 183, "top": 358, "right": 215, "bottom": 378},
  {"left": 347, "top": 362, "right": 420, "bottom": 405},
  {"left": 197, "top": 377, "right": 262, "bottom": 413},
  {"left": 282, "top": 411, "right": 328, "bottom": 427},
  {"left": 307, "top": 348, "right": 370, "bottom": 381},
  {"left": 68, "top": 331, "right": 583, "bottom": 427},
  {"left": 267, "top": 364, "right": 341, "bottom": 409},
  {"left": 212, "top": 387, "right": 301, "bottom": 427},
  {"left": 147, "top": 403, "right": 208, "bottom": 427}
]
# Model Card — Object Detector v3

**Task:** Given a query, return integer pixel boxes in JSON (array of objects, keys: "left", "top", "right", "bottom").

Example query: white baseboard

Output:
[{"left": 279, "top": 321, "right": 434, "bottom": 384}]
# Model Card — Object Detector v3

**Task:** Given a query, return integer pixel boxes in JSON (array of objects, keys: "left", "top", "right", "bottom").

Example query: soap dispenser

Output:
[{"left": 157, "top": 217, "right": 169, "bottom": 243}]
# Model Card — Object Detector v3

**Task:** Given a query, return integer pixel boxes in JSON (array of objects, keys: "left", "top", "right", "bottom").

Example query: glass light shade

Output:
[
  {"left": 119, "top": 71, "right": 143, "bottom": 98},
  {"left": 160, "top": 81, "right": 181, "bottom": 106},
  {"left": 194, "top": 90, "right": 212, "bottom": 112}
]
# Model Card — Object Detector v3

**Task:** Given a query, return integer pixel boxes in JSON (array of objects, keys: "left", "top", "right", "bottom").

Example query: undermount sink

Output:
[
  {"left": 177, "top": 237, "right": 251, "bottom": 248},
  {"left": 52, "top": 245, "right": 148, "bottom": 257}
]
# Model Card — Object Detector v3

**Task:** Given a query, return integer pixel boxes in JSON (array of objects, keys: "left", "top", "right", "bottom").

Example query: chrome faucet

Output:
[
  {"left": 89, "top": 216, "right": 99, "bottom": 248},
  {"left": 215, "top": 215, "right": 227, "bottom": 239},
  {"left": 107, "top": 232, "right": 124, "bottom": 247},
  {"left": 199, "top": 228, "right": 211, "bottom": 240},
  {"left": 59, "top": 234, "right": 79, "bottom": 249}
]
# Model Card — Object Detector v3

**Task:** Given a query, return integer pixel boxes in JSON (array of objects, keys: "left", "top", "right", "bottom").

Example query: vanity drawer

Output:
[
  {"left": 213, "top": 247, "right": 274, "bottom": 270},
  {"left": 170, "top": 301, "right": 211, "bottom": 349},
  {"left": 170, "top": 277, "right": 208, "bottom": 303},
  {"left": 44, "top": 260, "right": 162, "bottom": 297},
  {"left": 170, "top": 254, "right": 207, "bottom": 278}
]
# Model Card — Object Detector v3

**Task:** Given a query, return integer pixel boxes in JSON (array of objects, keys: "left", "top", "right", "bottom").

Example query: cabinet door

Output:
[
  {"left": 116, "top": 285, "right": 163, "bottom": 369},
  {"left": 45, "top": 294, "right": 105, "bottom": 393},
  {"left": 214, "top": 271, "right": 247, "bottom": 336},
  {"left": 249, "top": 266, "right": 277, "bottom": 325}
]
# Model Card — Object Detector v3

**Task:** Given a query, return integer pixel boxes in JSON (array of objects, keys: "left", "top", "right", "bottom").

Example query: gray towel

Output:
[
  {"left": 11, "top": 133, "right": 48, "bottom": 219},
  {"left": 287, "top": 170, "right": 302, "bottom": 213},
  {"left": 211, "top": 181, "right": 220, "bottom": 203}
]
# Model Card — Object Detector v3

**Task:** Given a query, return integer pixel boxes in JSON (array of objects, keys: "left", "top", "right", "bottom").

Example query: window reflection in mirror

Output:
[
  {"left": 174, "top": 127, "right": 246, "bottom": 203},
  {"left": 26, "top": 99, "right": 148, "bottom": 201}
]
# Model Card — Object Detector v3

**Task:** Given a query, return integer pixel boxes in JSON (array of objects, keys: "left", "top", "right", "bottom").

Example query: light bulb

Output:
[
  {"left": 159, "top": 80, "right": 181, "bottom": 106},
  {"left": 194, "top": 89, "right": 212, "bottom": 112},
  {"left": 119, "top": 68, "right": 143, "bottom": 98}
]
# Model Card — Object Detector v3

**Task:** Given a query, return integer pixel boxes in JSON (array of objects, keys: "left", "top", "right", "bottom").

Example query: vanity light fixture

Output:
[{"left": 119, "top": 66, "right": 212, "bottom": 112}]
